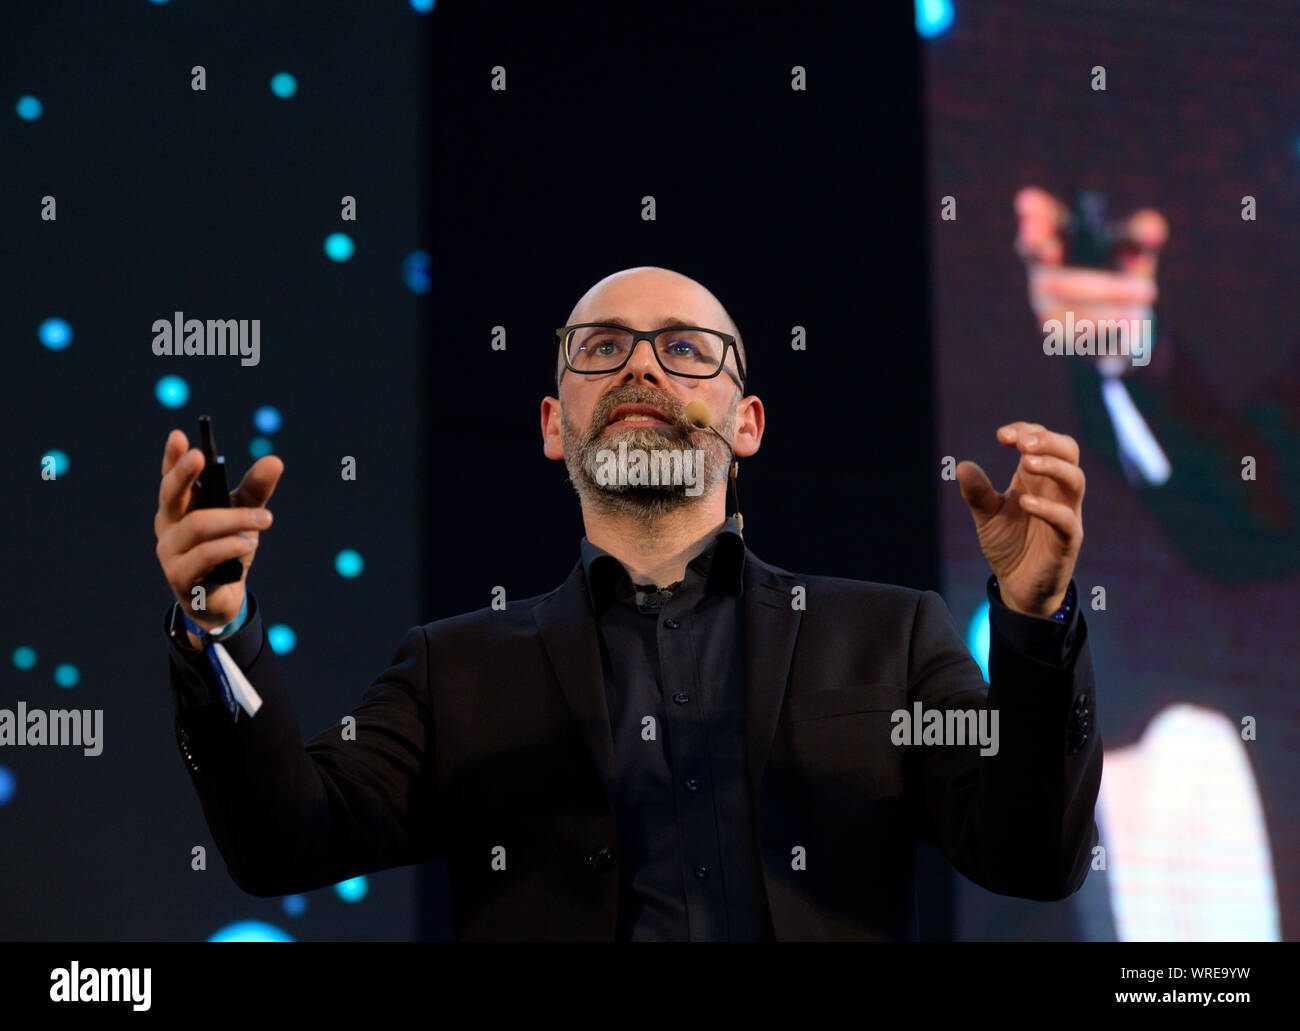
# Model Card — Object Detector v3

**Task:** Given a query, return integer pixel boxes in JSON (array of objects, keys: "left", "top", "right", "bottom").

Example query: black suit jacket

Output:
[{"left": 169, "top": 548, "right": 1101, "bottom": 940}]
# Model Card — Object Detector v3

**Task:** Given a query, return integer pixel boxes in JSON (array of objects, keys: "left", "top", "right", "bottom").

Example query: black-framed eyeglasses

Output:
[{"left": 555, "top": 323, "right": 746, "bottom": 390}]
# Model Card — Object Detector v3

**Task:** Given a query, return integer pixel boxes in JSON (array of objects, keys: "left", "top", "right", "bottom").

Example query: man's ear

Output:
[
  {"left": 541, "top": 396, "right": 565, "bottom": 460},
  {"left": 732, "top": 394, "right": 765, "bottom": 459}
]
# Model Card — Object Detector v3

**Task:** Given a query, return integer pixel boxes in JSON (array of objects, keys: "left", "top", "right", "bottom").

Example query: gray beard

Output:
[{"left": 561, "top": 400, "right": 737, "bottom": 521}]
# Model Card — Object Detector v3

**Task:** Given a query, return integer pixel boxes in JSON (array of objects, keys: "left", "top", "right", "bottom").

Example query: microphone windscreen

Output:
[{"left": 684, "top": 400, "right": 713, "bottom": 429}]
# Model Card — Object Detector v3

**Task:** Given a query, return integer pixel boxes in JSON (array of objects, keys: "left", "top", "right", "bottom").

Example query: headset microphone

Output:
[{"left": 684, "top": 400, "right": 744, "bottom": 536}]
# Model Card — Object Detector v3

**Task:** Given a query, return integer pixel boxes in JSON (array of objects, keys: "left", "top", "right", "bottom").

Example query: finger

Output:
[
  {"left": 1014, "top": 186, "right": 1068, "bottom": 223},
  {"left": 1016, "top": 493, "right": 1080, "bottom": 542},
  {"left": 169, "top": 534, "right": 258, "bottom": 588},
  {"left": 163, "top": 507, "right": 273, "bottom": 557},
  {"left": 1014, "top": 187, "right": 1068, "bottom": 266},
  {"left": 1115, "top": 210, "right": 1168, "bottom": 280},
  {"left": 1016, "top": 427, "right": 1080, "bottom": 465},
  {"left": 1022, "top": 453, "right": 1085, "bottom": 499},
  {"left": 161, "top": 430, "right": 189, "bottom": 477},
  {"left": 157, "top": 447, "right": 206, "bottom": 526},
  {"left": 955, "top": 460, "right": 1003, "bottom": 525},
  {"left": 997, "top": 422, "right": 1045, "bottom": 447},
  {"left": 1123, "top": 208, "right": 1169, "bottom": 250},
  {"left": 1029, "top": 266, "right": 1157, "bottom": 305},
  {"left": 231, "top": 454, "right": 285, "bottom": 508}
]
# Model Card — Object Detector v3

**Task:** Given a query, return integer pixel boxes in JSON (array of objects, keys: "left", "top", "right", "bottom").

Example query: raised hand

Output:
[{"left": 956, "top": 421, "right": 1084, "bottom": 617}]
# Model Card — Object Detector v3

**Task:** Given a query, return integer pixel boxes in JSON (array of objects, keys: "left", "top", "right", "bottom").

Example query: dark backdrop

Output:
[{"left": 0, "top": 0, "right": 938, "bottom": 941}]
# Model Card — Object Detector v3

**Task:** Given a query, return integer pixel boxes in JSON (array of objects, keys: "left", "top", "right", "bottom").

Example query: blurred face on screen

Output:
[{"left": 540, "top": 267, "right": 760, "bottom": 519}]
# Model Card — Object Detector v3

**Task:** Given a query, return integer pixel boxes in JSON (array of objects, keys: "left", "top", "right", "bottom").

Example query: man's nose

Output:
[{"left": 619, "top": 336, "right": 663, "bottom": 385}]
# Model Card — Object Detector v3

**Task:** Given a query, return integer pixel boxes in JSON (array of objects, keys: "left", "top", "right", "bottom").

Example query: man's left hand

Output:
[{"left": 956, "top": 422, "right": 1084, "bottom": 617}]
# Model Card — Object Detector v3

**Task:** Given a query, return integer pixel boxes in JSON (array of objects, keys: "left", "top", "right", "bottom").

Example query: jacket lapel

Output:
[
  {"left": 741, "top": 553, "right": 804, "bottom": 809},
  {"left": 533, "top": 561, "right": 618, "bottom": 804}
]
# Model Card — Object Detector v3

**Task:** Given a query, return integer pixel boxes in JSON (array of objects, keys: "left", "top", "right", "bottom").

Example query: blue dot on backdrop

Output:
[
  {"left": 402, "top": 250, "right": 432, "bottom": 294},
  {"left": 43, "top": 450, "right": 69, "bottom": 477},
  {"left": 54, "top": 664, "right": 80, "bottom": 689},
  {"left": 208, "top": 920, "right": 295, "bottom": 942},
  {"left": 253, "top": 405, "right": 282, "bottom": 434},
  {"left": 39, "top": 318, "right": 72, "bottom": 350},
  {"left": 965, "top": 601, "right": 991, "bottom": 683},
  {"left": 410, "top": 0, "right": 436, "bottom": 13},
  {"left": 155, "top": 375, "right": 190, "bottom": 409},
  {"left": 268, "top": 624, "right": 297, "bottom": 655},
  {"left": 0, "top": 767, "right": 15, "bottom": 806},
  {"left": 16, "top": 95, "right": 42, "bottom": 121},
  {"left": 324, "top": 233, "right": 354, "bottom": 262},
  {"left": 270, "top": 72, "right": 297, "bottom": 99},
  {"left": 13, "top": 646, "right": 37, "bottom": 670},
  {"left": 915, "top": 0, "right": 954, "bottom": 37},
  {"left": 335, "top": 549, "right": 364, "bottom": 578},
  {"left": 249, "top": 436, "right": 274, "bottom": 460},
  {"left": 282, "top": 894, "right": 307, "bottom": 918},
  {"left": 334, "top": 876, "right": 369, "bottom": 903}
]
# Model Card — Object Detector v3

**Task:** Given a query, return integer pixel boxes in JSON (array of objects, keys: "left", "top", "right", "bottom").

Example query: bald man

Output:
[{"left": 155, "top": 266, "right": 1101, "bottom": 941}]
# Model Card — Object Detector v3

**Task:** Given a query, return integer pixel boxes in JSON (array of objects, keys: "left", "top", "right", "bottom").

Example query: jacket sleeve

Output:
[
  {"left": 166, "top": 593, "right": 441, "bottom": 897},
  {"left": 902, "top": 581, "right": 1102, "bottom": 900}
]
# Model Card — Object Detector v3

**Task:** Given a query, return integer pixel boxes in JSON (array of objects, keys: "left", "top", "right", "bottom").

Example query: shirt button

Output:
[
  {"left": 694, "top": 865, "right": 711, "bottom": 880},
  {"left": 685, "top": 777, "right": 700, "bottom": 792},
  {"left": 664, "top": 618, "right": 681, "bottom": 630},
  {"left": 673, "top": 692, "right": 689, "bottom": 705}
]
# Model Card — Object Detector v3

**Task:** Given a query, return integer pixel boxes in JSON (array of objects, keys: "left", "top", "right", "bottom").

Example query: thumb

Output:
[
  {"left": 955, "top": 460, "right": 1002, "bottom": 527},
  {"left": 231, "top": 454, "right": 285, "bottom": 508}
]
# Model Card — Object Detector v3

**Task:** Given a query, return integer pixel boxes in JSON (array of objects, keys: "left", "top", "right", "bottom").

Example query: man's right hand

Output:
[{"left": 154, "top": 429, "right": 284, "bottom": 637}]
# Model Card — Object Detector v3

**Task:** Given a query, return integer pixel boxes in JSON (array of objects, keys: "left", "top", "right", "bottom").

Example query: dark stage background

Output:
[
  {"left": 0, "top": 0, "right": 936, "bottom": 941},
  {"left": 2, "top": 0, "right": 1292, "bottom": 943}
]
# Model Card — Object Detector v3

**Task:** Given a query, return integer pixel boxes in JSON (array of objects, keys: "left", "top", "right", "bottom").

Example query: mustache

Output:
[{"left": 590, "top": 386, "right": 690, "bottom": 435}]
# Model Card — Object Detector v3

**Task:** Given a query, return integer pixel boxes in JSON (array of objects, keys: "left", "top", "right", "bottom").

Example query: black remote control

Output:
[{"left": 190, "top": 415, "right": 245, "bottom": 585}]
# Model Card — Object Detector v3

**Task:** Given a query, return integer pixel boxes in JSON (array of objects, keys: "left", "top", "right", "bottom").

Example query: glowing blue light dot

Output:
[
  {"left": 16, "top": 95, "right": 42, "bottom": 121},
  {"left": 149, "top": 0, "right": 171, "bottom": 5},
  {"left": 270, "top": 73, "right": 297, "bottom": 99},
  {"left": 39, "top": 318, "right": 73, "bottom": 350},
  {"left": 402, "top": 250, "right": 432, "bottom": 294},
  {"left": 410, "top": 0, "right": 436, "bottom": 12},
  {"left": 0, "top": 767, "right": 15, "bottom": 806},
  {"left": 268, "top": 624, "right": 297, "bottom": 655},
  {"left": 334, "top": 876, "right": 369, "bottom": 903},
  {"left": 282, "top": 894, "right": 307, "bottom": 917},
  {"left": 335, "top": 550, "right": 364, "bottom": 578},
  {"left": 249, "top": 436, "right": 274, "bottom": 460},
  {"left": 965, "top": 601, "right": 991, "bottom": 683},
  {"left": 324, "top": 233, "right": 354, "bottom": 262},
  {"left": 253, "top": 405, "right": 282, "bottom": 434},
  {"left": 43, "top": 449, "right": 69, "bottom": 477},
  {"left": 155, "top": 375, "right": 190, "bottom": 409},
  {"left": 915, "top": 0, "right": 954, "bottom": 37},
  {"left": 208, "top": 920, "right": 295, "bottom": 942},
  {"left": 54, "top": 664, "right": 79, "bottom": 689},
  {"left": 12, "top": 647, "right": 37, "bottom": 670}
]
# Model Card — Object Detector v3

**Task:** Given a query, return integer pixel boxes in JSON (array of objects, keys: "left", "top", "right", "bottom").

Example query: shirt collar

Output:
[{"left": 580, "top": 516, "right": 746, "bottom": 613}]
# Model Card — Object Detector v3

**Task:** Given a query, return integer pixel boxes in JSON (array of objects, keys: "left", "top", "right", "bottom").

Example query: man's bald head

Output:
[{"left": 554, "top": 266, "right": 746, "bottom": 392}]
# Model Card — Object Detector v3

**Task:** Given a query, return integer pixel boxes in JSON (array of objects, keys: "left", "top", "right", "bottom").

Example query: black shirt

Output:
[{"left": 579, "top": 517, "right": 775, "bottom": 941}]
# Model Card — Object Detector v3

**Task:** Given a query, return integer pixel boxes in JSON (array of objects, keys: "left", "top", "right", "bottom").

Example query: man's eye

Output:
[
  {"left": 594, "top": 340, "right": 620, "bottom": 355},
  {"left": 664, "top": 339, "right": 698, "bottom": 356}
]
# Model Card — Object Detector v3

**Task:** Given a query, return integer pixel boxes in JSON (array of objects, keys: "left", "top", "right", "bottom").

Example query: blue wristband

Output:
[
  {"left": 182, "top": 592, "right": 249, "bottom": 641},
  {"left": 179, "top": 594, "right": 250, "bottom": 720}
]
